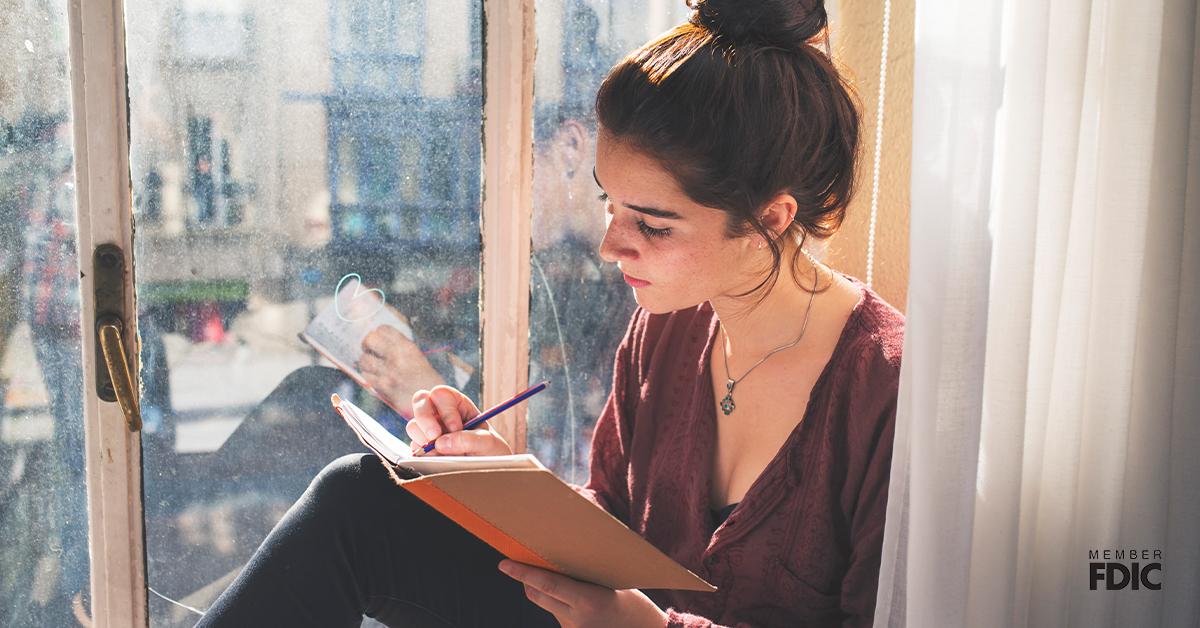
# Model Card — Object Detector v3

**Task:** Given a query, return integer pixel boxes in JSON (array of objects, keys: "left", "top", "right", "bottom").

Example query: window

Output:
[
  {"left": 125, "top": 1, "right": 482, "bottom": 624},
  {"left": 332, "top": 0, "right": 425, "bottom": 93},
  {"left": 178, "top": 0, "right": 250, "bottom": 61},
  {"left": 0, "top": 1, "right": 88, "bottom": 624},
  {"left": 526, "top": 0, "right": 689, "bottom": 482},
  {"left": 1, "top": 1, "right": 757, "bottom": 625}
]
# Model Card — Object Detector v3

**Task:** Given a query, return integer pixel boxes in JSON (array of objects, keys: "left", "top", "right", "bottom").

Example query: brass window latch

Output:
[{"left": 93, "top": 243, "right": 141, "bottom": 432}]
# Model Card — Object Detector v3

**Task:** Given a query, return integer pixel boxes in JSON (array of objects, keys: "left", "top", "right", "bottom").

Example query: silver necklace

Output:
[{"left": 719, "top": 264, "right": 820, "bottom": 416}]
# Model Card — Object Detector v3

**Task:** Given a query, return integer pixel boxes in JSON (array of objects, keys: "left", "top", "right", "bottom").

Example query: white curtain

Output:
[{"left": 875, "top": 0, "right": 1200, "bottom": 626}]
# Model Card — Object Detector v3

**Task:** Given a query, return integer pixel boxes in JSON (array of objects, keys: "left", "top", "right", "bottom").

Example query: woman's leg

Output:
[{"left": 197, "top": 453, "right": 557, "bottom": 628}]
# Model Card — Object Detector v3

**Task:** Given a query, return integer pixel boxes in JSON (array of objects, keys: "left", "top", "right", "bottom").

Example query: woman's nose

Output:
[{"left": 599, "top": 218, "right": 639, "bottom": 264}]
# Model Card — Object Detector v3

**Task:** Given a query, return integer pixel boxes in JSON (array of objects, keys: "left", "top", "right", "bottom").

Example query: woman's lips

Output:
[{"left": 622, "top": 273, "right": 651, "bottom": 288}]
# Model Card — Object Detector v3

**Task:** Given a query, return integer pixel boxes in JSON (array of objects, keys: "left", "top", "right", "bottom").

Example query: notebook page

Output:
[
  {"left": 332, "top": 394, "right": 411, "bottom": 464},
  {"left": 331, "top": 395, "right": 545, "bottom": 475}
]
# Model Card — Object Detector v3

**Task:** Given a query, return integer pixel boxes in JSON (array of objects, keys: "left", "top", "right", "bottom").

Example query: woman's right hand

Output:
[{"left": 407, "top": 386, "right": 514, "bottom": 457}]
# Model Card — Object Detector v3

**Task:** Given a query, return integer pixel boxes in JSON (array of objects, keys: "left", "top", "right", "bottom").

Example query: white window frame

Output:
[
  {"left": 68, "top": 0, "right": 537, "bottom": 624},
  {"left": 480, "top": 0, "right": 536, "bottom": 454},
  {"left": 68, "top": 0, "right": 146, "bottom": 625}
]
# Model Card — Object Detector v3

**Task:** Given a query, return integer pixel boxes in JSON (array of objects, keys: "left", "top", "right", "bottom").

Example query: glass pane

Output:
[
  {"left": 0, "top": 1, "right": 90, "bottom": 625},
  {"left": 125, "top": 0, "right": 483, "bottom": 624},
  {"left": 528, "top": 0, "right": 691, "bottom": 482}
]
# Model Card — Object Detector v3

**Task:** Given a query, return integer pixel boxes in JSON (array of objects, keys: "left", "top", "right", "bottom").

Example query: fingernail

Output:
[
  {"left": 498, "top": 561, "right": 511, "bottom": 574},
  {"left": 438, "top": 435, "right": 453, "bottom": 451}
]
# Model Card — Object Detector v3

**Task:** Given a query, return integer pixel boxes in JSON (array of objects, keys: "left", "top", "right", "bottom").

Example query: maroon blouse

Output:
[{"left": 574, "top": 275, "right": 904, "bottom": 627}]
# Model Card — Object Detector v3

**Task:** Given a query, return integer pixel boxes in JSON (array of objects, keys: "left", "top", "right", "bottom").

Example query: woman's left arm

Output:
[{"left": 839, "top": 393, "right": 899, "bottom": 627}]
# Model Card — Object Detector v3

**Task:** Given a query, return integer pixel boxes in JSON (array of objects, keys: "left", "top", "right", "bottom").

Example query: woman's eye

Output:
[{"left": 636, "top": 219, "right": 672, "bottom": 238}]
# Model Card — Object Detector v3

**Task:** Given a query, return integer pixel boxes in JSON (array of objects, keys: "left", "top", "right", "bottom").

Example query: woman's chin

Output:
[{"left": 630, "top": 287, "right": 695, "bottom": 315}]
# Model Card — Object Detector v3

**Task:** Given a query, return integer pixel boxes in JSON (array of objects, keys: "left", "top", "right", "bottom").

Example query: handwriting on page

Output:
[{"left": 334, "top": 273, "right": 387, "bottom": 323}]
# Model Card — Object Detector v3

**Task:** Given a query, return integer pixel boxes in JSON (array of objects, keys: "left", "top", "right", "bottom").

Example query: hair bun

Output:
[{"left": 688, "top": 0, "right": 827, "bottom": 49}]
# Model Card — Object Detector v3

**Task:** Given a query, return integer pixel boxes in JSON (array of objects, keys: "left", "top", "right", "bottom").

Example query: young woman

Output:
[{"left": 199, "top": 0, "right": 902, "bottom": 626}]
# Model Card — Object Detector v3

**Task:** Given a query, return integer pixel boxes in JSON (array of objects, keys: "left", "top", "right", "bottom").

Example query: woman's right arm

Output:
[{"left": 404, "top": 307, "right": 645, "bottom": 526}]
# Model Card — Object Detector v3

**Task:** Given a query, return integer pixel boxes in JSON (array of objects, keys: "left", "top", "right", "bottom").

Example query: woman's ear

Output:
[{"left": 758, "top": 193, "right": 799, "bottom": 245}]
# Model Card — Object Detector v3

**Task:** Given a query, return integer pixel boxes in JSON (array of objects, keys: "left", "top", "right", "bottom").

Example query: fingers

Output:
[
  {"left": 523, "top": 584, "right": 572, "bottom": 620},
  {"left": 406, "top": 391, "right": 444, "bottom": 446},
  {"left": 427, "top": 385, "right": 478, "bottom": 433},
  {"left": 403, "top": 386, "right": 511, "bottom": 453},
  {"left": 404, "top": 386, "right": 484, "bottom": 453},
  {"left": 498, "top": 560, "right": 580, "bottom": 609},
  {"left": 433, "top": 428, "right": 512, "bottom": 456}
]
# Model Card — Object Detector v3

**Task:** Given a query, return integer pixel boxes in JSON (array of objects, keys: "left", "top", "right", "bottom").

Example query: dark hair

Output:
[{"left": 595, "top": 0, "right": 860, "bottom": 296}]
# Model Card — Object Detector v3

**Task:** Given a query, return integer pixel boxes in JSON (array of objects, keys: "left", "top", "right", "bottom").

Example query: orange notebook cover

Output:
[{"left": 331, "top": 394, "right": 715, "bottom": 593}]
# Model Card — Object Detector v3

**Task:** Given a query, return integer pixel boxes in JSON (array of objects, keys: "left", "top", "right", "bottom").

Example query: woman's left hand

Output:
[{"left": 498, "top": 560, "right": 667, "bottom": 628}]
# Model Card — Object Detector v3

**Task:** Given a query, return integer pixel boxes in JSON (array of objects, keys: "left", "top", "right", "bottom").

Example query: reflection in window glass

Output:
[
  {"left": 528, "top": 0, "right": 691, "bottom": 483},
  {"left": 0, "top": 1, "right": 90, "bottom": 625},
  {"left": 125, "top": 0, "right": 483, "bottom": 624}
]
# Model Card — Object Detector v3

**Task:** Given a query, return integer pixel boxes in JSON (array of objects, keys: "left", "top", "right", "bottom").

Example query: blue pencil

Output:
[{"left": 417, "top": 380, "right": 549, "bottom": 455}]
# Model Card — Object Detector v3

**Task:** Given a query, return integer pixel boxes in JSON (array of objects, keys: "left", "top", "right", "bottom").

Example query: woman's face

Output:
[{"left": 594, "top": 130, "right": 763, "bottom": 314}]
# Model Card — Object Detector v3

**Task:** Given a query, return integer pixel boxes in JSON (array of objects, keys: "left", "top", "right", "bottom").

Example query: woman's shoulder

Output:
[
  {"left": 813, "top": 275, "right": 904, "bottom": 461},
  {"left": 840, "top": 273, "right": 902, "bottom": 357},
  {"left": 838, "top": 273, "right": 905, "bottom": 376}
]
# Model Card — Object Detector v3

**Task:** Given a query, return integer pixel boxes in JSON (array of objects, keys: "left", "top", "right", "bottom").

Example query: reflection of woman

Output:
[
  {"left": 17, "top": 120, "right": 92, "bottom": 626},
  {"left": 529, "top": 111, "right": 638, "bottom": 481},
  {"left": 201, "top": 1, "right": 902, "bottom": 626}
]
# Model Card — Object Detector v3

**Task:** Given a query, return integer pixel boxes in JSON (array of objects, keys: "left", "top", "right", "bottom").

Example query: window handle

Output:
[
  {"left": 93, "top": 243, "right": 141, "bottom": 432},
  {"left": 98, "top": 318, "right": 141, "bottom": 432}
]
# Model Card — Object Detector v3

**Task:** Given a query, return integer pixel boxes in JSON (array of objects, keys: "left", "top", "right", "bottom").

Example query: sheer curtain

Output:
[{"left": 875, "top": 0, "right": 1200, "bottom": 626}]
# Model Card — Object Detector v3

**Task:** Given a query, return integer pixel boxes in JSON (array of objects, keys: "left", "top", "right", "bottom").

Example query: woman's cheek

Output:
[{"left": 662, "top": 245, "right": 718, "bottom": 296}]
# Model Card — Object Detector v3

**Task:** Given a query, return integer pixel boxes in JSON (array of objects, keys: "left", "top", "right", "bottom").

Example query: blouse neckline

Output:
[{"left": 696, "top": 272, "right": 871, "bottom": 547}]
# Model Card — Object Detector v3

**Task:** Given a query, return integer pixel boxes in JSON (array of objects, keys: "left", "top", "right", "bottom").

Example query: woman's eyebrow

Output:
[{"left": 593, "top": 167, "right": 683, "bottom": 220}]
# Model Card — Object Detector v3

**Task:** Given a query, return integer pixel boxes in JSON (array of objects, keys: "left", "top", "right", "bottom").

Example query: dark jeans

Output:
[{"left": 197, "top": 453, "right": 559, "bottom": 628}]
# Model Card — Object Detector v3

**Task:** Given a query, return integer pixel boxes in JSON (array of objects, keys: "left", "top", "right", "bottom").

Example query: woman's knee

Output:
[
  {"left": 297, "top": 453, "right": 426, "bottom": 547},
  {"left": 305, "top": 453, "right": 388, "bottom": 508}
]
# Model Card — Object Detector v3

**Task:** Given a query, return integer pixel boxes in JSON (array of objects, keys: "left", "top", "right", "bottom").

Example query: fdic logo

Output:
[{"left": 1089, "top": 549, "right": 1162, "bottom": 591}]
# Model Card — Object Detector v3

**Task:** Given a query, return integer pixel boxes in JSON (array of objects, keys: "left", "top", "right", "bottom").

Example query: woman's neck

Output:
[{"left": 709, "top": 245, "right": 825, "bottom": 365}]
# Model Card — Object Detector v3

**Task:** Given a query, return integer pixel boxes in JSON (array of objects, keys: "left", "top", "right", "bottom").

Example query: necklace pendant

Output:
[{"left": 720, "top": 380, "right": 736, "bottom": 415}]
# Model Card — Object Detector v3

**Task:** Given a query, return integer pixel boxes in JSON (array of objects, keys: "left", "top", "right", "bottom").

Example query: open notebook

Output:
[
  {"left": 330, "top": 394, "right": 715, "bottom": 593},
  {"left": 331, "top": 392, "right": 545, "bottom": 476}
]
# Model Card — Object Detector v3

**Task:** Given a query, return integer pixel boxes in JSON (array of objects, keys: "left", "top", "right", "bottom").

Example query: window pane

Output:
[
  {"left": 125, "top": 0, "right": 483, "bottom": 624},
  {"left": 528, "top": 0, "right": 690, "bottom": 482},
  {"left": 0, "top": 1, "right": 90, "bottom": 625}
]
